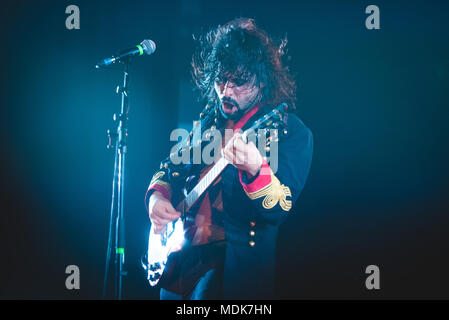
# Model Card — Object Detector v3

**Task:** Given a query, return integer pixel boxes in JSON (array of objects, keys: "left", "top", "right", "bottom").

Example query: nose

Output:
[{"left": 222, "top": 81, "right": 233, "bottom": 97}]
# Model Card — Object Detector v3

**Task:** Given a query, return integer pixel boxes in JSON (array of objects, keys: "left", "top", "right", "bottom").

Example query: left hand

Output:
[{"left": 222, "top": 132, "right": 263, "bottom": 178}]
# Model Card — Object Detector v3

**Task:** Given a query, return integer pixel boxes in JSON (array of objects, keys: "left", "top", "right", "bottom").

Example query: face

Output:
[{"left": 214, "top": 74, "right": 262, "bottom": 120}]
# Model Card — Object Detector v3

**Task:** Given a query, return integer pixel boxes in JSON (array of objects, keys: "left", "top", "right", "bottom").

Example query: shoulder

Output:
[{"left": 285, "top": 113, "right": 313, "bottom": 145}]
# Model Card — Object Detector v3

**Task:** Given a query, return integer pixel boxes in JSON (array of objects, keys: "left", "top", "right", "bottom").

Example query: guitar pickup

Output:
[
  {"left": 149, "top": 272, "right": 161, "bottom": 281},
  {"left": 149, "top": 262, "right": 161, "bottom": 271}
]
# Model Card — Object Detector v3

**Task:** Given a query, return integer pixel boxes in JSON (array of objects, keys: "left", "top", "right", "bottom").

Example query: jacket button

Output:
[
  {"left": 249, "top": 241, "right": 255, "bottom": 247},
  {"left": 250, "top": 221, "right": 256, "bottom": 227},
  {"left": 249, "top": 230, "right": 255, "bottom": 237}
]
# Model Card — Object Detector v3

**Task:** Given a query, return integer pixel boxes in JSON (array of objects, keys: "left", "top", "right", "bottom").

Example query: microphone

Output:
[{"left": 96, "top": 39, "right": 156, "bottom": 68}]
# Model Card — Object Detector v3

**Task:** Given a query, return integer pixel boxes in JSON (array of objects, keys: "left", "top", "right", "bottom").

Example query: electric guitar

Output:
[{"left": 144, "top": 103, "right": 289, "bottom": 288}]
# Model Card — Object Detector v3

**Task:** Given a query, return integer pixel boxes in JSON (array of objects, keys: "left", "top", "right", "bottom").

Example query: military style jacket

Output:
[{"left": 145, "top": 103, "right": 313, "bottom": 299}]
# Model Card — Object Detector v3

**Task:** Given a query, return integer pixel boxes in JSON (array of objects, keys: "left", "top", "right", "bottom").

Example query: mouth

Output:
[{"left": 222, "top": 102, "right": 239, "bottom": 114}]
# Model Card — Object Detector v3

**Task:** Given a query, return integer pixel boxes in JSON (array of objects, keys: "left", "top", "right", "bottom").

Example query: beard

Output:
[{"left": 218, "top": 98, "right": 244, "bottom": 120}]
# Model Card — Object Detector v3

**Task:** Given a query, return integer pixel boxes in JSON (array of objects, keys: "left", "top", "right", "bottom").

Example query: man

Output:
[{"left": 145, "top": 18, "right": 313, "bottom": 299}]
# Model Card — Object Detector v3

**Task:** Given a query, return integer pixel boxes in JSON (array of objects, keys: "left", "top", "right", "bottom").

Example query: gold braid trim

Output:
[
  {"left": 244, "top": 173, "right": 292, "bottom": 211},
  {"left": 150, "top": 171, "right": 165, "bottom": 184},
  {"left": 150, "top": 171, "right": 171, "bottom": 193}
]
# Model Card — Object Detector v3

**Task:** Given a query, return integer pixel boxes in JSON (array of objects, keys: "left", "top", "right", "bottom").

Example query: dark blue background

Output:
[{"left": 0, "top": 0, "right": 448, "bottom": 299}]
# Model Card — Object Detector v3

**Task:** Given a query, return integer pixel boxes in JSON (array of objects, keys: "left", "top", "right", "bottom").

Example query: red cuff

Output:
[
  {"left": 239, "top": 160, "right": 272, "bottom": 193},
  {"left": 145, "top": 183, "right": 171, "bottom": 206}
]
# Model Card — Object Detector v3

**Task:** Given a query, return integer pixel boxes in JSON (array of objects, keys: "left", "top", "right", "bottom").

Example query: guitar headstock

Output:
[{"left": 243, "top": 103, "right": 289, "bottom": 145}]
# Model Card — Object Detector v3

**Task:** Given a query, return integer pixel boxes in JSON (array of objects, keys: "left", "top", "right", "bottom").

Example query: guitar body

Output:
[
  {"left": 146, "top": 169, "right": 212, "bottom": 289},
  {"left": 146, "top": 214, "right": 185, "bottom": 286}
]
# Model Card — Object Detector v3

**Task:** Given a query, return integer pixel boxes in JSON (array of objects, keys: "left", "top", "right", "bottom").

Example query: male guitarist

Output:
[{"left": 145, "top": 17, "right": 313, "bottom": 299}]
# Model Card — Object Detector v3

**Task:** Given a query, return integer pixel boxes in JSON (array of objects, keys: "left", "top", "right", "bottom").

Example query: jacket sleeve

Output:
[
  {"left": 145, "top": 157, "right": 188, "bottom": 211},
  {"left": 145, "top": 157, "right": 174, "bottom": 212},
  {"left": 238, "top": 114, "right": 313, "bottom": 225}
]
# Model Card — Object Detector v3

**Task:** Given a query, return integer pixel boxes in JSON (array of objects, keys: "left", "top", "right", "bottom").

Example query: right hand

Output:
[{"left": 148, "top": 191, "right": 181, "bottom": 234}]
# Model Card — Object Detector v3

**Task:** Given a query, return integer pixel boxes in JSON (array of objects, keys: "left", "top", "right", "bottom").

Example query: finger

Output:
[
  {"left": 235, "top": 153, "right": 246, "bottom": 165},
  {"left": 160, "top": 202, "right": 181, "bottom": 217},
  {"left": 155, "top": 209, "right": 180, "bottom": 223},
  {"left": 154, "top": 226, "right": 164, "bottom": 234},
  {"left": 234, "top": 142, "right": 249, "bottom": 164},
  {"left": 161, "top": 201, "right": 177, "bottom": 213},
  {"left": 164, "top": 205, "right": 182, "bottom": 219},
  {"left": 224, "top": 150, "right": 244, "bottom": 169},
  {"left": 149, "top": 212, "right": 169, "bottom": 225},
  {"left": 233, "top": 136, "right": 238, "bottom": 149},
  {"left": 152, "top": 222, "right": 163, "bottom": 233},
  {"left": 223, "top": 143, "right": 234, "bottom": 158},
  {"left": 151, "top": 205, "right": 179, "bottom": 222},
  {"left": 233, "top": 131, "right": 242, "bottom": 139},
  {"left": 233, "top": 142, "right": 247, "bottom": 164},
  {"left": 152, "top": 221, "right": 162, "bottom": 229},
  {"left": 225, "top": 134, "right": 238, "bottom": 149},
  {"left": 152, "top": 214, "right": 177, "bottom": 225},
  {"left": 223, "top": 148, "right": 235, "bottom": 163},
  {"left": 234, "top": 136, "right": 246, "bottom": 149}
]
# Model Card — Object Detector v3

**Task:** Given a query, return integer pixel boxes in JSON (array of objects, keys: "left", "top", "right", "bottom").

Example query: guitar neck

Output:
[{"left": 184, "top": 157, "right": 230, "bottom": 210}]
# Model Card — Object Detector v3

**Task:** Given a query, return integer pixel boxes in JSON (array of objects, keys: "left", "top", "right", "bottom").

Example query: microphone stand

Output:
[{"left": 102, "top": 59, "right": 130, "bottom": 300}]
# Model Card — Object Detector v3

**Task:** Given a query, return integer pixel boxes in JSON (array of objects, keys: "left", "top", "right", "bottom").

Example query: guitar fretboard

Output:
[{"left": 184, "top": 157, "right": 230, "bottom": 210}]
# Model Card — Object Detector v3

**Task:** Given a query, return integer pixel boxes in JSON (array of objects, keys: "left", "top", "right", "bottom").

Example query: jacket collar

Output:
[{"left": 233, "top": 104, "right": 263, "bottom": 132}]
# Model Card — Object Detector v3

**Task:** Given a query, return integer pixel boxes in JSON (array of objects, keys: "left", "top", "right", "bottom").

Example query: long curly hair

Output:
[{"left": 191, "top": 17, "right": 297, "bottom": 112}]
